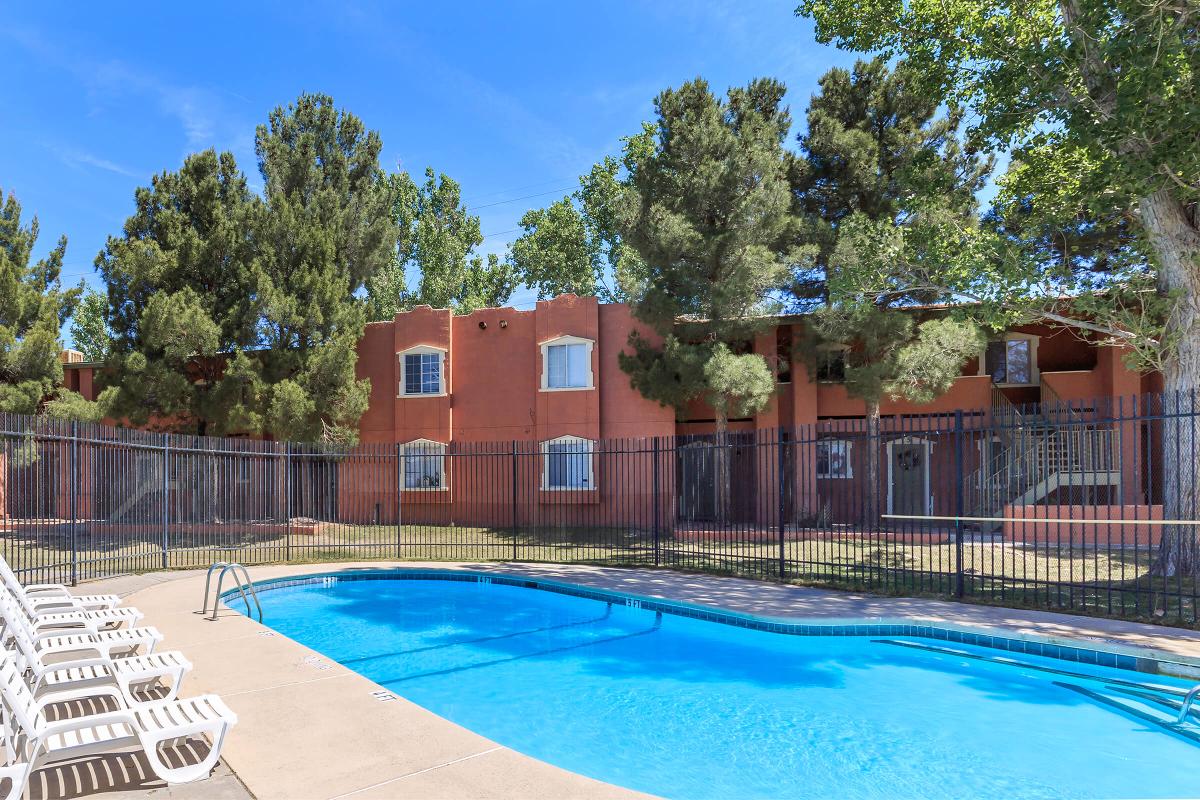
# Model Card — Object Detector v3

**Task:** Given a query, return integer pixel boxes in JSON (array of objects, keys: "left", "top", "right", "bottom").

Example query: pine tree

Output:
[
  {"left": 97, "top": 149, "right": 262, "bottom": 436},
  {"left": 619, "top": 77, "right": 801, "bottom": 520},
  {"left": 0, "top": 187, "right": 95, "bottom": 420},
  {"left": 795, "top": 60, "right": 992, "bottom": 524},
  {"left": 790, "top": 58, "right": 990, "bottom": 308},
  {"left": 99, "top": 94, "right": 395, "bottom": 443}
]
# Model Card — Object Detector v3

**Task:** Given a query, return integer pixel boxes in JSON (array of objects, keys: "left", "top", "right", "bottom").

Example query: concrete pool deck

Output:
[{"left": 65, "top": 561, "right": 1200, "bottom": 799}]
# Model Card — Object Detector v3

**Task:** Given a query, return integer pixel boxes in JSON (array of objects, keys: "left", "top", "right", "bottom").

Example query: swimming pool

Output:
[{"left": 235, "top": 572, "right": 1200, "bottom": 799}]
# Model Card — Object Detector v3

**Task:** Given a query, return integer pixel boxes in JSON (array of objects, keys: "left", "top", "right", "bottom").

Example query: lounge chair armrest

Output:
[
  {"left": 23, "top": 584, "right": 72, "bottom": 597},
  {"left": 30, "top": 656, "right": 111, "bottom": 685},
  {"left": 38, "top": 709, "right": 139, "bottom": 739},
  {"left": 34, "top": 684, "right": 125, "bottom": 713},
  {"left": 29, "top": 597, "right": 85, "bottom": 614},
  {"left": 30, "top": 615, "right": 98, "bottom": 635}
]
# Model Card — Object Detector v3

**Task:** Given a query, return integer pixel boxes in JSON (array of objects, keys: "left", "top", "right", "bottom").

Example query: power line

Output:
[
  {"left": 467, "top": 186, "right": 576, "bottom": 211},
  {"left": 481, "top": 227, "right": 522, "bottom": 240},
  {"left": 463, "top": 176, "right": 578, "bottom": 204}
]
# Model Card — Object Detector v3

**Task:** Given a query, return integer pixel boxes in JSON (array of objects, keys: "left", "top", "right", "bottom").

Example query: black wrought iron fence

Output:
[{"left": 1, "top": 390, "right": 1196, "bottom": 624}]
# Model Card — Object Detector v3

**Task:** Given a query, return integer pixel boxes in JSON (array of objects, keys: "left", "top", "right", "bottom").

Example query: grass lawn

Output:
[{"left": 2, "top": 521, "right": 1194, "bottom": 624}]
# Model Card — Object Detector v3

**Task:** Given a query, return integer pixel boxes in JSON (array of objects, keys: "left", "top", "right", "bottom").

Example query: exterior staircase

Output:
[{"left": 971, "top": 386, "right": 1120, "bottom": 531}]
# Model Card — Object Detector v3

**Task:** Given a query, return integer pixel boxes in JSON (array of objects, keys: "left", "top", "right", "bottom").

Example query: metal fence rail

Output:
[{"left": 1, "top": 390, "right": 1196, "bottom": 624}]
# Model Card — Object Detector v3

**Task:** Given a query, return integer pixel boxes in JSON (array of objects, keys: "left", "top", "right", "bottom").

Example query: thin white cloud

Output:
[
  {"left": 3, "top": 23, "right": 252, "bottom": 164},
  {"left": 51, "top": 145, "right": 139, "bottom": 178}
]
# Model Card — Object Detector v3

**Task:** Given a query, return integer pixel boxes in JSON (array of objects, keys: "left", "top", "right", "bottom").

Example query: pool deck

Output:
[{"left": 67, "top": 561, "right": 1200, "bottom": 800}]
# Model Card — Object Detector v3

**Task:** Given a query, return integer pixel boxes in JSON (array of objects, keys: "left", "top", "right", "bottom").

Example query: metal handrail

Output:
[
  {"left": 1176, "top": 684, "right": 1200, "bottom": 723},
  {"left": 200, "top": 561, "right": 232, "bottom": 616},
  {"left": 202, "top": 561, "right": 263, "bottom": 622}
]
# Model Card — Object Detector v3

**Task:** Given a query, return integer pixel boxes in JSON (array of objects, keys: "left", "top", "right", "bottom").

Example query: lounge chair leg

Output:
[{"left": 141, "top": 725, "right": 229, "bottom": 784}]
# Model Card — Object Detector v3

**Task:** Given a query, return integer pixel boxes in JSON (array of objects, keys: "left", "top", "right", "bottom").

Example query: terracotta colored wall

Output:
[
  {"left": 48, "top": 302, "right": 1156, "bottom": 534},
  {"left": 345, "top": 295, "right": 676, "bottom": 528}
]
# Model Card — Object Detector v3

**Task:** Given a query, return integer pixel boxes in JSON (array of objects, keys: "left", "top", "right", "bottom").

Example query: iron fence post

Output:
[
  {"left": 511, "top": 441, "right": 519, "bottom": 562},
  {"left": 161, "top": 434, "right": 170, "bottom": 570},
  {"left": 778, "top": 427, "right": 787, "bottom": 581},
  {"left": 954, "top": 410, "right": 965, "bottom": 598},
  {"left": 400, "top": 441, "right": 410, "bottom": 561},
  {"left": 652, "top": 437, "right": 661, "bottom": 567},
  {"left": 284, "top": 443, "right": 292, "bottom": 562},
  {"left": 69, "top": 421, "right": 79, "bottom": 586}
]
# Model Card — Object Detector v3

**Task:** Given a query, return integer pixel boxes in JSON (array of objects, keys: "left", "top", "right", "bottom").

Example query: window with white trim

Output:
[
  {"left": 540, "top": 336, "right": 594, "bottom": 390},
  {"left": 401, "top": 440, "right": 447, "bottom": 490},
  {"left": 816, "top": 439, "right": 852, "bottom": 479},
  {"left": 983, "top": 334, "right": 1038, "bottom": 386},
  {"left": 542, "top": 436, "right": 595, "bottom": 490},
  {"left": 399, "top": 347, "right": 445, "bottom": 396}
]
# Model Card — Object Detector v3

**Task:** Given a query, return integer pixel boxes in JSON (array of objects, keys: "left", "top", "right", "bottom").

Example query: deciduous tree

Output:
[
  {"left": 366, "top": 168, "right": 516, "bottom": 318},
  {"left": 69, "top": 288, "right": 111, "bottom": 363},
  {"left": 796, "top": 0, "right": 1200, "bottom": 573},
  {"left": 509, "top": 142, "right": 652, "bottom": 303}
]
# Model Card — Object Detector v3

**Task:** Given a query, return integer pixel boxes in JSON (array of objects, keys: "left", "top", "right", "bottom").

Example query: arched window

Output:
[
  {"left": 539, "top": 335, "right": 595, "bottom": 391},
  {"left": 541, "top": 435, "right": 595, "bottom": 490},
  {"left": 401, "top": 439, "right": 448, "bottom": 490},
  {"left": 398, "top": 345, "right": 447, "bottom": 396}
]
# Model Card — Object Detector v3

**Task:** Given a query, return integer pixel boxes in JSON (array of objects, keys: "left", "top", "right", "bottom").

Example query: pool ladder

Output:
[
  {"left": 200, "top": 561, "right": 263, "bottom": 622},
  {"left": 1176, "top": 684, "right": 1200, "bottom": 724}
]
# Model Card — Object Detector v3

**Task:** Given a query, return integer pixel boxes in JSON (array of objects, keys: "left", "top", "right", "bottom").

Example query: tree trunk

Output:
[
  {"left": 1143, "top": 189, "right": 1200, "bottom": 577},
  {"left": 713, "top": 408, "right": 731, "bottom": 525},
  {"left": 864, "top": 399, "right": 881, "bottom": 528}
]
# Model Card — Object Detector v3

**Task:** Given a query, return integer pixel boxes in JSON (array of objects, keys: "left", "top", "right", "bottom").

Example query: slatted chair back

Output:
[
  {"left": 0, "top": 611, "right": 42, "bottom": 676},
  {"left": 0, "top": 656, "right": 45, "bottom": 741},
  {"left": 0, "top": 581, "right": 42, "bottom": 623},
  {"left": 0, "top": 559, "right": 29, "bottom": 607},
  {"left": 0, "top": 592, "right": 40, "bottom": 656}
]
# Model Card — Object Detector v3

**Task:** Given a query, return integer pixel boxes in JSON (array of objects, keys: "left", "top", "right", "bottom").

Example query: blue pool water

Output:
[{"left": 241, "top": 576, "right": 1200, "bottom": 799}]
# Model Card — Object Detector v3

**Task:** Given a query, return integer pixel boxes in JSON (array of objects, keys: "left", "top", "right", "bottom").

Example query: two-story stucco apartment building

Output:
[{"left": 43, "top": 293, "right": 1160, "bottom": 541}]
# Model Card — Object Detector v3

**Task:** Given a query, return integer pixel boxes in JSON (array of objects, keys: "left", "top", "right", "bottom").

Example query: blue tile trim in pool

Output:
[{"left": 224, "top": 568, "right": 1179, "bottom": 676}]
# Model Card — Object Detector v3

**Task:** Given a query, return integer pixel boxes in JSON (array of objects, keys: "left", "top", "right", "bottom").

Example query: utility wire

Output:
[{"left": 467, "top": 186, "right": 576, "bottom": 211}]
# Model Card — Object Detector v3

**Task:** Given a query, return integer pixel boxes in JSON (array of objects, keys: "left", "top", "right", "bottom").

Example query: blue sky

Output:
[{"left": 3, "top": 1, "right": 859, "bottom": 329}]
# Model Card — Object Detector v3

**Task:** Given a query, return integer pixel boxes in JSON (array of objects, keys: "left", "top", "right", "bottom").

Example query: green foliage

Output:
[
  {"left": 796, "top": 0, "right": 1200, "bottom": 383},
  {"left": 0, "top": 187, "right": 94, "bottom": 418},
  {"left": 790, "top": 56, "right": 988, "bottom": 520},
  {"left": 509, "top": 138, "right": 652, "bottom": 303},
  {"left": 69, "top": 288, "right": 111, "bottom": 363},
  {"left": 790, "top": 57, "right": 991, "bottom": 307},
  {"left": 703, "top": 344, "right": 777, "bottom": 421},
  {"left": 618, "top": 78, "right": 801, "bottom": 428},
  {"left": 99, "top": 94, "right": 391, "bottom": 442},
  {"left": 510, "top": 198, "right": 595, "bottom": 298},
  {"left": 98, "top": 149, "right": 261, "bottom": 435},
  {"left": 367, "top": 168, "right": 516, "bottom": 318}
]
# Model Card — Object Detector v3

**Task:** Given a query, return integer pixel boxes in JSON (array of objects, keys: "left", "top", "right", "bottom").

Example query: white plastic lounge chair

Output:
[
  {"left": 0, "top": 593, "right": 160, "bottom": 660},
  {"left": 0, "top": 658, "right": 237, "bottom": 795},
  {"left": 5, "top": 617, "right": 191, "bottom": 704},
  {"left": 3, "top": 583, "right": 143, "bottom": 631},
  {"left": 0, "top": 556, "right": 121, "bottom": 612},
  {"left": 0, "top": 589, "right": 151, "bottom": 646}
]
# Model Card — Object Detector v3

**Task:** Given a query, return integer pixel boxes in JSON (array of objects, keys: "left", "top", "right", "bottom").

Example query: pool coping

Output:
[{"left": 228, "top": 567, "right": 1200, "bottom": 679}]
